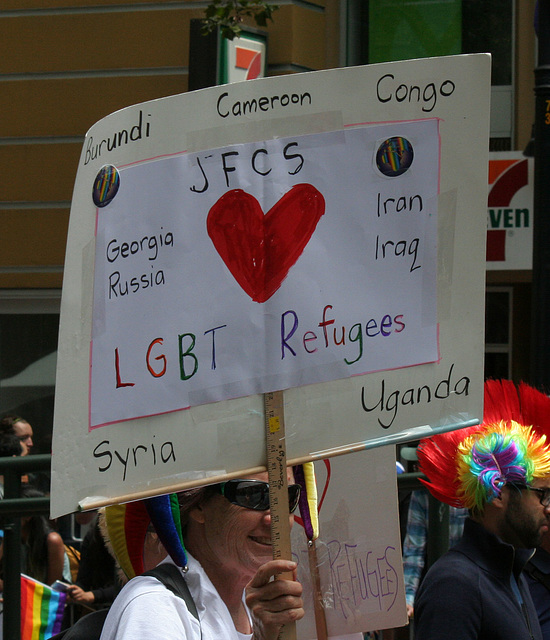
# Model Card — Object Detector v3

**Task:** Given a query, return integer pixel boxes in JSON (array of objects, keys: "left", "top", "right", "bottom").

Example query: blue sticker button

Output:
[
  {"left": 376, "top": 137, "right": 414, "bottom": 177},
  {"left": 93, "top": 165, "right": 120, "bottom": 207}
]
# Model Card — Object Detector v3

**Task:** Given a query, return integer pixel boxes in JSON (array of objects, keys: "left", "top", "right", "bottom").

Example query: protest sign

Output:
[
  {"left": 51, "top": 53, "right": 490, "bottom": 517},
  {"left": 90, "top": 120, "right": 439, "bottom": 427},
  {"left": 293, "top": 448, "right": 407, "bottom": 638}
]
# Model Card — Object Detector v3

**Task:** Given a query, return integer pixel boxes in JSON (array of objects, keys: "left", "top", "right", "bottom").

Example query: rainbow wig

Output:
[
  {"left": 103, "top": 493, "right": 188, "bottom": 580},
  {"left": 417, "top": 380, "right": 550, "bottom": 511}
]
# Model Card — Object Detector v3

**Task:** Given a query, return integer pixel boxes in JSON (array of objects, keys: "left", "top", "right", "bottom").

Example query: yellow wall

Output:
[
  {"left": 0, "top": 1, "right": 537, "bottom": 291},
  {"left": 1, "top": 0, "right": 338, "bottom": 289}
]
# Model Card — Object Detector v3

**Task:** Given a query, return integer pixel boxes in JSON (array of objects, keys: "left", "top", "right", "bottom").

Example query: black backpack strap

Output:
[
  {"left": 525, "top": 560, "right": 550, "bottom": 593},
  {"left": 142, "top": 563, "right": 199, "bottom": 622},
  {"left": 49, "top": 565, "right": 199, "bottom": 640},
  {"left": 47, "top": 608, "right": 109, "bottom": 640}
]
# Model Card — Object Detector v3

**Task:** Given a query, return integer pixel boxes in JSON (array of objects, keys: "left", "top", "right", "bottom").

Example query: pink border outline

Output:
[{"left": 89, "top": 119, "right": 442, "bottom": 430}]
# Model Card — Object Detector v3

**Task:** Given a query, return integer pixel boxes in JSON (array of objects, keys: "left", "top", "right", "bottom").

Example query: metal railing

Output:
[{"left": 1, "top": 454, "right": 51, "bottom": 640}]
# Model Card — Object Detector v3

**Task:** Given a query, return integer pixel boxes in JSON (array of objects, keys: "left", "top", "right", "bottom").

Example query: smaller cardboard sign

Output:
[{"left": 293, "top": 447, "right": 407, "bottom": 639}]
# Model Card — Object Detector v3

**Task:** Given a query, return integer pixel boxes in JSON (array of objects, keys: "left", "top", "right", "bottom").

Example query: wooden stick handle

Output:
[
  {"left": 264, "top": 391, "right": 296, "bottom": 640},
  {"left": 308, "top": 540, "right": 328, "bottom": 640}
]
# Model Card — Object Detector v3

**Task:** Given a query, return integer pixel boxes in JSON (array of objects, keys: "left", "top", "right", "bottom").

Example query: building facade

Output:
[{"left": 0, "top": 0, "right": 537, "bottom": 451}]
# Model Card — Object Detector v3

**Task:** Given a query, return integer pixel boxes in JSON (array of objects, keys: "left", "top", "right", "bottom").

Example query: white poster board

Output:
[
  {"left": 294, "top": 448, "right": 407, "bottom": 638},
  {"left": 51, "top": 54, "right": 490, "bottom": 517},
  {"left": 90, "top": 121, "right": 439, "bottom": 427}
]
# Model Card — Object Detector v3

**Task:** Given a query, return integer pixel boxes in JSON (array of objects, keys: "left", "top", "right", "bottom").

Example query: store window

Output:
[
  {"left": 345, "top": 0, "right": 513, "bottom": 144},
  {"left": 484, "top": 286, "right": 512, "bottom": 379},
  {"left": 0, "top": 291, "right": 60, "bottom": 456}
]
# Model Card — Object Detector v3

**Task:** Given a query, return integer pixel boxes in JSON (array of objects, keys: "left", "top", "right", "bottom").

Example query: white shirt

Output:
[
  {"left": 100, "top": 554, "right": 365, "bottom": 640},
  {"left": 100, "top": 554, "right": 252, "bottom": 640}
]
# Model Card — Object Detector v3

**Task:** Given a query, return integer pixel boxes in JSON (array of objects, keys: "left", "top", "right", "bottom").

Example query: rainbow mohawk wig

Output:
[{"left": 417, "top": 380, "right": 550, "bottom": 511}]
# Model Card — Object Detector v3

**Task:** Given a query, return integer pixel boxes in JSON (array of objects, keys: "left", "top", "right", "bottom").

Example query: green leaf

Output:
[{"left": 201, "top": 0, "right": 279, "bottom": 41}]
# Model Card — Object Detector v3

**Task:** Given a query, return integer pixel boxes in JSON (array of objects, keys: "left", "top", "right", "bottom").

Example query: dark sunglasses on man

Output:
[
  {"left": 218, "top": 479, "right": 301, "bottom": 513},
  {"left": 522, "top": 485, "right": 550, "bottom": 507}
]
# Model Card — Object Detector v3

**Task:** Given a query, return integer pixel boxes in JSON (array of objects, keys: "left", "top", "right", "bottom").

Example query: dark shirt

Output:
[
  {"left": 525, "top": 547, "right": 550, "bottom": 640},
  {"left": 415, "top": 518, "right": 542, "bottom": 640},
  {"left": 75, "top": 519, "right": 119, "bottom": 605}
]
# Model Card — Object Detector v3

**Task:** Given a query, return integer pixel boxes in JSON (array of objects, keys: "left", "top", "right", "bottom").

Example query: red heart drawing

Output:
[{"left": 207, "top": 184, "right": 325, "bottom": 303}]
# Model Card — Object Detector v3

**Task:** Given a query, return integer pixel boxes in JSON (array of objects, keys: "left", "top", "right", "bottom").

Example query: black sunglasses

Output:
[
  {"left": 218, "top": 479, "right": 301, "bottom": 513},
  {"left": 524, "top": 485, "right": 550, "bottom": 507}
]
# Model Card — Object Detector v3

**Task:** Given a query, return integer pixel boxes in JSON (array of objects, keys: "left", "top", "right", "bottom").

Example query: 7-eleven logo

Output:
[
  {"left": 226, "top": 37, "right": 266, "bottom": 84},
  {"left": 235, "top": 45, "right": 263, "bottom": 80},
  {"left": 486, "top": 154, "right": 533, "bottom": 270}
]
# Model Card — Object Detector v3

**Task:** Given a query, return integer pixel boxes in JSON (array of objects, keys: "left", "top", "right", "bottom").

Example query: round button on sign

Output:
[
  {"left": 93, "top": 165, "right": 120, "bottom": 207},
  {"left": 376, "top": 137, "right": 414, "bottom": 177}
]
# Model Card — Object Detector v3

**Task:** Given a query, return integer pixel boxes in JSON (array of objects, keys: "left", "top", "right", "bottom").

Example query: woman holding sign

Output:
[{"left": 100, "top": 470, "right": 304, "bottom": 640}]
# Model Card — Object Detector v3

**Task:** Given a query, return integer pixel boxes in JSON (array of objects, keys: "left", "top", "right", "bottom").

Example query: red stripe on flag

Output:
[{"left": 21, "top": 575, "right": 36, "bottom": 640}]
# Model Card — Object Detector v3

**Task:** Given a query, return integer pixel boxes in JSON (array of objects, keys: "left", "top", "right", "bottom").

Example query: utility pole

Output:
[{"left": 531, "top": 0, "right": 550, "bottom": 390}]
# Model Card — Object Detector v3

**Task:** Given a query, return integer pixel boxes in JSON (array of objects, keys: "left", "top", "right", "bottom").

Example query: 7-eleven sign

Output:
[
  {"left": 220, "top": 31, "right": 267, "bottom": 84},
  {"left": 486, "top": 152, "right": 533, "bottom": 271}
]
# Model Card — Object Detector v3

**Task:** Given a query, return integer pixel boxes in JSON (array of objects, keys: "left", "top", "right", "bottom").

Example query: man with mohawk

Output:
[{"left": 414, "top": 379, "right": 550, "bottom": 640}]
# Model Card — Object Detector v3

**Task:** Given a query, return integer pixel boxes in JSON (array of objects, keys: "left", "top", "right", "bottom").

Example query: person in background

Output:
[
  {"left": 18, "top": 486, "right": 71, "bottom": 585},
  {"left": 525, "top": 528, "right": 550, "bottom": 640},
  {"left": 414, "top": 416, "right": 550, "bottom": 640},
  {"left": 64, "top": 508, "right": 169, "bottom": 610},
  {"left": 100, "top": 470, "right": 304, "bottom": 640},
  {"left": 0, "top": 433, "right": 24, "bottom": 499},
  {"left": 0, "top": 433, "right": 22, "bottom": 458},
  {"left": 0, "top": 415, "right": 34, "bottom": 455},
  {"left": 402, "top": 489, "right": 468, "bottom": 619},
  {"left": 67, "top": 513, "right": 120, "bottom": 609},
  {"left": 0, "top": 433, "right": 25, "bottom": 593}
]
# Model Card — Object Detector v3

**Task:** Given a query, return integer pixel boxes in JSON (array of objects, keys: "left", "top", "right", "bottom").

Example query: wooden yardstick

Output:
[{"left": 264, "top": 390, "right": 296, "bottom": 640}]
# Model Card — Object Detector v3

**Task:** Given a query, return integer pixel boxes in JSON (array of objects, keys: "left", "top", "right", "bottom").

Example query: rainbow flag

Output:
[{"left": 20, "top": 574, "right": 67, "bottom": 640}]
